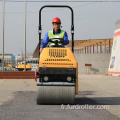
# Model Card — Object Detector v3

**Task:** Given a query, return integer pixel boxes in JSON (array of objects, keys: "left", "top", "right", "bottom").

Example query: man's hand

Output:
[
  {"left": 59, "top": 38, "right": 64, "bottom": 43},
  {"left": 40, "top": 47, "right": 43, "bottom": 54}
]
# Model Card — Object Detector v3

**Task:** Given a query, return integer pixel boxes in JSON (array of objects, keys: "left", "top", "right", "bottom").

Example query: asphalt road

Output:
[{"left": 0, "top": 74, "right": 120, "bottom": 120}]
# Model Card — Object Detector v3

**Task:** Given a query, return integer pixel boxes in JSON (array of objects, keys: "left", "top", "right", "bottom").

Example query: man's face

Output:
[{"left": 52, "top": 23, "right": 61, "bottom": 31}]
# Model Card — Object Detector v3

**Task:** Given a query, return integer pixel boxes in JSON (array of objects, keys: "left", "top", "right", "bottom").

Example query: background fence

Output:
[{"left": 0, "top": 58, "right": 39, "bottom": 71}]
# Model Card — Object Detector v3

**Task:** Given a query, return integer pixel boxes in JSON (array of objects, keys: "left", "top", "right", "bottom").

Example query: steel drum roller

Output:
[{"left": 37, "top": 86, "right": 75, "bottom": 104}]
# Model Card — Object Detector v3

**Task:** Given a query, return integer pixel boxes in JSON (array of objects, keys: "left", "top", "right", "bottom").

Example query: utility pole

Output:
[
  {"left": 2, "top": 0, "right": 5, "bottom": 71},
  {"left": 24, "top": 0, "right": 27, "bottom": 71}
]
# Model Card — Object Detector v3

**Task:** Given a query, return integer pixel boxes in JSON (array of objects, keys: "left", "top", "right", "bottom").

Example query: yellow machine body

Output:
[
  {"left": 7, "top": 64, "right": 13, "bottom": 68},
  {"left": 39, "top": 47, "right": 78, "bottom": 94},
  {"left": 17, "top": 64, "right": 31, "bottom": 71}
]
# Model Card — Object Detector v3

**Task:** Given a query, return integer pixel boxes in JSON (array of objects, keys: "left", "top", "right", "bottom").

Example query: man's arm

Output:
[
  {"left": 63, "top": 32, "right": 69, "bottom": 45},
  {"left": 40, "top": 32, "right": 49, "bottom": 53},
  {"left": 40, "top": 47, "right": 43, "bottom": 53}
]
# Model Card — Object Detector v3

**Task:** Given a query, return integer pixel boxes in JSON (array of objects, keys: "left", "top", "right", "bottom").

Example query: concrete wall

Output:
[{"left": 74, "top": 53, "right": 111, "bottom": 74}]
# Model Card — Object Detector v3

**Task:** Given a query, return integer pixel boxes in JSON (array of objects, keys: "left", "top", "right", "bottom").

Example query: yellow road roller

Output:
[
  {"left": 36, "top": 5, "right": 78, "bottom": 104},
  {"left": 16, "top": 63, "right": 31, "bottom": 71}
]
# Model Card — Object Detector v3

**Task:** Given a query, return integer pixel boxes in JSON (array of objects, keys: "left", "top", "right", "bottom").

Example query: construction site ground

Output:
[{"left": 0, "top": 74, "right": 120, "bottom": 120}]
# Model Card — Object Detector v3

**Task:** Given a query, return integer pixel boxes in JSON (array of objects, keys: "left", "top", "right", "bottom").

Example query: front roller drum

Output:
[{"left": 37, "top": 86, "right": 75, "bottom": 105}]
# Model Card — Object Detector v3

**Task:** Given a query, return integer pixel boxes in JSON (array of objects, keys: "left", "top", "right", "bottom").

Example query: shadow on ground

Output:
[{"left": 75, "top": 91, "right": 120, "bottom": 105}]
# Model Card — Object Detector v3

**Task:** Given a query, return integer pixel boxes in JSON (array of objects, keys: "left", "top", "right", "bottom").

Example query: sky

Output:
[{"left": 0, "top": 0, "right": 120, "bottom": 55}]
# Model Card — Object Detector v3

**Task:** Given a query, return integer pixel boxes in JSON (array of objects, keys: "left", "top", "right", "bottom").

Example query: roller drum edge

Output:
[{"left": 37, "top": 86, "right": 75, "bottom": 105}]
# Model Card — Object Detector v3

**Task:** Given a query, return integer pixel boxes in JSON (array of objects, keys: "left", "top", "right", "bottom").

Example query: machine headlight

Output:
[
  {"left": 44, "top": 76, "right": 49, "bottom": 81},
  {"left": 67, "top": 76, "right": 72, "bottom": 82}
]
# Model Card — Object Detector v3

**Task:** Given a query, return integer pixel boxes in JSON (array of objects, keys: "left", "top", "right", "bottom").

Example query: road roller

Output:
[{"left": 36, "top": 5, "right": 78, "bottom": 105}]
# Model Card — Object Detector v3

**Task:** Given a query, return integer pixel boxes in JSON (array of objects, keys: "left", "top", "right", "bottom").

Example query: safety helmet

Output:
[{"left": 52, "top": 17, "right": 61, "bottom": 24}]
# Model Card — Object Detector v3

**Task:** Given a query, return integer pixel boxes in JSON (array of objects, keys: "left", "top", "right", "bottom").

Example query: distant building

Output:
[
  {"left": 0, "top": 54, "right": 13, "bottom": 66},
  {"left": 15, "top": 54, "right": 22, "bottom": 61},
  {"left": 0, "top": 54, "right": 12, "bottom": 60}
]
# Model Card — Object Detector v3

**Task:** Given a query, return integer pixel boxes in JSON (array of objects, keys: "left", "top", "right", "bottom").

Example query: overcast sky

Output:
[{"left": 0, "top": 0, "right": 120, "bottom": 55}]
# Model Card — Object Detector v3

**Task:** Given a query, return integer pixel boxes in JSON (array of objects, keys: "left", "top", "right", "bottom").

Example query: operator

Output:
[{"left": 40, "top": 17, "right": 69, "bottom": 53}]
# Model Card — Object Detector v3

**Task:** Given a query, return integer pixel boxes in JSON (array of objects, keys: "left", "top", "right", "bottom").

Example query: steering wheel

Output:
[{"left": 48, "top": 38, "right": 64, "bottom": 47}]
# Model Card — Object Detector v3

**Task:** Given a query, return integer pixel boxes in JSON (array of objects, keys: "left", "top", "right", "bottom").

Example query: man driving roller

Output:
[{"left": 40, "top": 17, "right": 69, "bottom": 53}]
